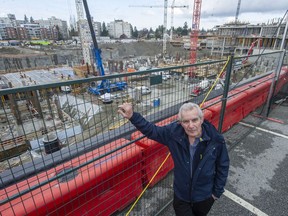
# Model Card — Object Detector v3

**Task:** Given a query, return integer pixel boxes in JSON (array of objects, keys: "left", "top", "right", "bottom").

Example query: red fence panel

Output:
[
  {"left": 131, "top": 116, "right": 177, "bottom": 187},
  {"left": 233, "top": 81, "right": 271, "bottom": 116},
  {"left": 0, "top": 138, "right": 143, "bottom": 216},
  {"left": 275, "top": 68, "right": 288, "bottom": 94},
  {"left": 207, "top": 92, "right": 247, "bottom": 132}
]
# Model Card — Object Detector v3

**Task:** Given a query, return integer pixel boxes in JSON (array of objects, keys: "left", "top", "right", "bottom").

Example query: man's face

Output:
[{"left": 180, "top": 108, "right": 203, "bottom": 138}]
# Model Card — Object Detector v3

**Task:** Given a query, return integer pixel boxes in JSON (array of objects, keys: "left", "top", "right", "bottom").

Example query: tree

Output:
[
  {"left": 147, "top": 28, "right": 154, "bottom": 39},
  {"left": 175, "top": 27, "right": 183, "bottom": 37},
  {"left": 55, "top": 25, "right": 63, "bottom": 40},
  {"left": 182, "top": 22, "right": 189, "bottom": 36},
  {"left": 138, "top": 28, "right": 149, "bottom": 39},
  {"left": 200, "top": 28, "right": 206, "bottom": 34},
  {"left": 155, "top": 25, "right": 164, "bottom": 39},
  {"left": 132, "top": 26, "right": 138, "bottom": 38},
  {"left": 24, "top": 15, "right": 28, "bottom": 24},
  {"left": 100, "top": 22, "right": 108, "bottom": 36},
  {"left": 30, "top": 16, "right": 34, "bottom": 23},
  {"left": 69, "top": 27, "right": 78, "bottom": 37},
  {"left": 120, "top": 34, "right": 128, "bottom": 39}
]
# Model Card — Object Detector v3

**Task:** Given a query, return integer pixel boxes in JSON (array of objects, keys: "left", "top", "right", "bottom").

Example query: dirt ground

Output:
[
  {"left": 0, "top": 41, "right": 212, "bottom": 73},
  {"left": 1, "top": 41, "right": 183, "bottom": 57}
]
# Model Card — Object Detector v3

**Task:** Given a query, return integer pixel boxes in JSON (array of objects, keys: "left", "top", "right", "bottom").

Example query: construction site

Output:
[
  {"left": 0, "top": 40, "right": 211, "bottom": 73},
  {"left": 0, "top": 0, "right": 288, "bottom": 215},
  {"left": 0, "top": 0, "right": 286, "bottom": 180}
]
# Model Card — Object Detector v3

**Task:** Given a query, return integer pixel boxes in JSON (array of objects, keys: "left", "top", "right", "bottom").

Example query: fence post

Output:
[
  {"left": 265, "top": 50, "right": 286, "bottom": 116},
  {"left": 218, "top": 54, "right": 234, "bottom": 133}
]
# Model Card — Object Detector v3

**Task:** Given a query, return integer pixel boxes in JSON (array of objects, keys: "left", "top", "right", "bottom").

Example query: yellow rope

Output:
[
  {"left": 125, "top": 152, "right": 171, "bottom": 216},
  {"left": 126, "top": 57, "right": 230, "bottom": 215},
  {"left": 200, "top": 56, "right": 230, "bottom": 108}
]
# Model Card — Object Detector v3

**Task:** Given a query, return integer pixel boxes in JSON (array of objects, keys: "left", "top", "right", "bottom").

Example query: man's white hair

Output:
[{"left": 178, "top": 102, "right": 203, "bottom": 121}]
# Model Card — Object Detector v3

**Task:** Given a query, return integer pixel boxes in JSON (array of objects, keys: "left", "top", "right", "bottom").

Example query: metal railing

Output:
[{"left": 0, "top": 50, "right": 286, "bottom": 215}]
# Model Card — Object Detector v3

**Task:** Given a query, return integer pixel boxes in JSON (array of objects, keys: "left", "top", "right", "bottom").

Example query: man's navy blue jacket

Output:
[{"left": 130, "top": 112, "right": 230, "bottom": 203}]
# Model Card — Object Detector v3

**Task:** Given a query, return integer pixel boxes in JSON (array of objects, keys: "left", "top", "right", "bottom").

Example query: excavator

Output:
[
  {"left": 242, "top": 39, "right": 261, "bottom": 64},
  {"left": 190, "top": 79, "right": 211, "bottom": 97}
]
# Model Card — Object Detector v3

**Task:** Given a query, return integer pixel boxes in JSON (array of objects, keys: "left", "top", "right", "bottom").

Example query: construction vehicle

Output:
[
  {"left": 60, "top": 86, "right": 72, "bottom": 93},
  {"left": 190, "top": 79, "right": 211, "bottom": 97},
  {"left": 81, "top": 0, "right": 127, "bottom": 96},
  {"left": 87, "top": 81, "right": 127, "bottom": 95},
  {"left": 242, "top": 39, "right": 260, "bottom": 64},
  {"left": 135, "top": 86, "right": 152, "bottom": 95}
]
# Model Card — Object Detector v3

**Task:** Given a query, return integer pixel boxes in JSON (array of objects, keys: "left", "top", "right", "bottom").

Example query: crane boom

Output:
[
  {"left": 163, "top": 0, "right": 168, "bottom": 54},
  {"left": 128, "top": 5, "right": 188, "bottom": 8},
  {"left": 129, "top": 2, "right": 188, "bottom": 54},
  {"left": 82, "top": 0, "right": 127, "bottom": 96},
  {"left": 190, "top": 0, "right": 202, "bottom": 69},
  {"left": 82, "top": 0, "right": 105, "bottom": 77},
  {"left": 171, "top": 0, "right": 189, "bottom": 39},
  {"left": 171, "top": 0, "right": 176, "bottom": 40},
  {"left": 235, "top": 0, "right": 241, "bottom": 23}
]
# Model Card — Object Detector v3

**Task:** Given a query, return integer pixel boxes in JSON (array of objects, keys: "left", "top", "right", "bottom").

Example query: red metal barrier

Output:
[
  {"left": 2, "top": 69, "right": 287, "bottom": 216},
  {"left": 203, "top": 109, "right": 213, "bottom": 122},
  {"left": 0, "top": 139, "right": 143, "bottom": 216},
  {"left": 131, "top": 115, "right": 177, "bottom": 187},
  {"left": 201, "top": 96, "right": 221, "bottom": 109},
  {"left": 207, "top": 92, "right": 247, "bottom": 132},
  {"left": 275, "top": 69, "right": 288, "bottom": 94},
  {"left": 202, "top": 97, "right": 222, "bottom": 128},
  {"left": 233, "top": 81, "right": 271, "bottom": 116}
]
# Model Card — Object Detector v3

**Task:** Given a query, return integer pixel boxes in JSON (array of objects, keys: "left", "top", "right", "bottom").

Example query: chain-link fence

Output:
[{"left": 0, "top": 50, "right": 287, "bottom": 215}]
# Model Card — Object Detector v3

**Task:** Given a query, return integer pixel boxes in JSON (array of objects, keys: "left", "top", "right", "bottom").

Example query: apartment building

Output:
[
  {"left": 36, "top": 16, "right": 69, "bottom": 39},
  {"left": 107, "top": 20, "right": 131, "bottom": 38},
  {"left": 0, "top": 14, "right": 69, "bottom": 41}
]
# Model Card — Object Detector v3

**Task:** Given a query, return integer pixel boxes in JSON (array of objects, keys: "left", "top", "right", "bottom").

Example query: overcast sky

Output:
[{"left": 1, "top": 0, "right": 287, "bottom": 30}]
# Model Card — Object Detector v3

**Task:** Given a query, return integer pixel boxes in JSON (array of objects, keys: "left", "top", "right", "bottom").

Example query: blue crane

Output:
[{"left": 82, "top": 0, "right": 127, "bottom": 95}]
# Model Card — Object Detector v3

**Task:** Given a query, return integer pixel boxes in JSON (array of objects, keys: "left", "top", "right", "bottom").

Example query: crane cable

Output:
[{"left": 125, "top": 57, "right": 230, "bottom": 216}]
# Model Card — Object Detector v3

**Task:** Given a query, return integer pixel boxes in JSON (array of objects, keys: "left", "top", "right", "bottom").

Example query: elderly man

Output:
[{"left": 118, "top": 102, "right": 229, "bottom": 216}]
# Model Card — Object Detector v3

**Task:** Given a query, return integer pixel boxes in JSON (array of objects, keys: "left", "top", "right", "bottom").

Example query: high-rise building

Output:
[
  {"left": 0, "top": 14, "right": 69, "bottom": 41},
  {"left": 36, "top": 16, "right": 69, "bottom": 39},
  {"left": 16, "top": 27, "right": 29, "bottom": 40},
  {"left": 5, "top": 27, "right": 18, "bottom": 39},
  {"left": 0, "top": 17, "right": 13, "bottom": 40},
  {"left": 107, "top": 20, "right": 131, "bottom": 38},
  {"left": 20, "top": 23, "right": 41, "bottom": 40}
]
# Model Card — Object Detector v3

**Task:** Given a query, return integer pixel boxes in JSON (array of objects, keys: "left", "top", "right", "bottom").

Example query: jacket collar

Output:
[
  {"left": 173, "top": 121, "right": 211, "bottom": 149},
  {"left": 200, "top": 123, "right": 211, "bottom": 142}
]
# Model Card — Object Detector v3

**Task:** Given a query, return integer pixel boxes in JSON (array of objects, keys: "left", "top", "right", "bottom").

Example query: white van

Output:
[
  {"left": 61, "top": 86, "right": 71, "bottom": 93},
  {"left": 183, "top": 43, "right": 190, "bottom": 50},
  {"left": 162, "top": 74, "right": 172, "bottom": 81},
  {"left": 135, "top": 86, "right": 151, "bottom": 95}
]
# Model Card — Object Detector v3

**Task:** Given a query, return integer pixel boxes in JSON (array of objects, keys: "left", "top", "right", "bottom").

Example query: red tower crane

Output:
[{"left": 189, "top": 0, "right": 202, "bottom": 77}]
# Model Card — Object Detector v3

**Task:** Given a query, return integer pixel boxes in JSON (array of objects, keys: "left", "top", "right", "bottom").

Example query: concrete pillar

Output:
[
  {"left": 31, "top": 90, "right": 43, "bottom": 119},
  {"left": 54, "top": 96, "right": 64, "bottom": 122},
  {"left": 221, "top": 37, "right": 226, "bottom": 58},
  {"left": 241, "top": 38, "right": 245, "bottom": 55},
  {"left": 7, "top": 82, "right": 22, "bottom": 125}
]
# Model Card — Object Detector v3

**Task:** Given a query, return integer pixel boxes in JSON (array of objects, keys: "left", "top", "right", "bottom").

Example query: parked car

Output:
[
  {"left": 162, "top": 74, "right": 172, "bottom": 81},
  {"left": 61, "top": 86, "right": 71, "bottom": 93},
  {"left": 135, "top": 86, "right": 152, "bottom": 95}
]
